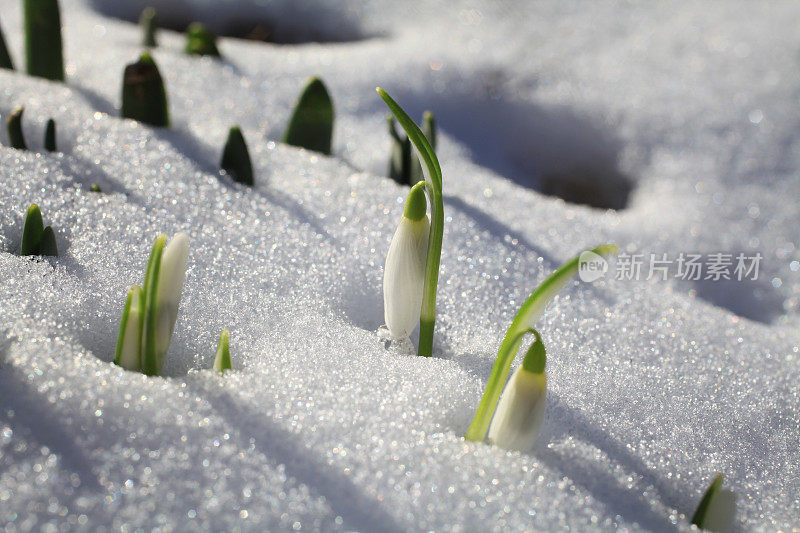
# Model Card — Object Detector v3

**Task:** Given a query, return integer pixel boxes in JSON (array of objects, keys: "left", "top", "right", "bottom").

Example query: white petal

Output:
[
  {"left": 704, "top": 489, "right": 736, "bottom": 533},
  {"left": 487, "top": 367, "right": 547, "bottom": 452},
  {"left": 154, "top": 232, "right": 189, "bottom": 358},
  {"left": 383, "top": 216, "right": 429, "bottom": 339}
]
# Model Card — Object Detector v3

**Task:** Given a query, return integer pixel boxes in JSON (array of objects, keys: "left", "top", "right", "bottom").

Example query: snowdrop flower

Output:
[
  {"left": 487, "top": 329, "right": 547, "bottom": 452},
  {"left": 691, "top": 474, "right": 736, "bottom": 533},
  {"left": 383, "top": 182, "right": 429, "bottom": 340},
  {"left": 115, "top": 232, "right": 189, "bottom": 376}
]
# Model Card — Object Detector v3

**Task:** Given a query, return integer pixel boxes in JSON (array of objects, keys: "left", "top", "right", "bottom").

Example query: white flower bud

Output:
[
  {"left": 152, "top": 232, "right": 189, "bottom": 359},
  {"left": 487, "top": 331, "right": 547, "bottom": 452},
  {"left": 383, "top": 183, "right": 429, "bottom": 340}
]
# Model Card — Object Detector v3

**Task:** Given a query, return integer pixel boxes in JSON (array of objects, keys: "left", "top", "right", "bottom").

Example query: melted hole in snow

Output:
[
  {"left": 89, "top": 0, "right": 382, "bottom": 44},
  {"left": 395, "top": 86, "right": 635, "bottom": 210}
]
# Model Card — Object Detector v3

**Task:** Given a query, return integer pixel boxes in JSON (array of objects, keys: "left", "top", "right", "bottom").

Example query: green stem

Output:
[
  {"left": 465, "top": 244, "right": 618, "bottom": 442},
  {"left": 377, "top": 88, "right": 443, "bottom": 357}
]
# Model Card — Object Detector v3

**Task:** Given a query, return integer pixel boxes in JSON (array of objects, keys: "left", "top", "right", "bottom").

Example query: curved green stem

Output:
[
  {"left": 465, "top": 244, "right": 618, "bottom": 442},
  {"left": 377, "top": 88, "right": 443, "bottom": 357}
]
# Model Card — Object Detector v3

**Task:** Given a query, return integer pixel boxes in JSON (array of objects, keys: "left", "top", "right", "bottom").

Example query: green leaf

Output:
[
  {"left": 691, "top": 474, "right": 724, "bottom": 528},
  {"left": 213, "top": 329, "right": 232, "bottom": 373},
  {"left": 121, "top": 51, "right": 170, "bottom": 128},
  {"left": 282, "top": 77, "right": 334, "bottom": 155},
  {"left": 0, "top": 20, "right": 14, "bottom": 70},
  {"left": 141, "top": 234, "right": 166, "bottom": 376},
  {"left": 221, "top": 126, "right": 254, "bottom": 186},
  {"left": 6, "top": 106, "right": 27, "bottom": 150},
  {"left": 465, "top": 244, "right": 619, "bottom": 442},
  {"left": 39, "top": 226, "right": 58, "bottom": 256},
  {"left": 140, "top": 7, "right": 158, "bottom": 48},
  {"left": 114, "top": 285, "right": 144, "bottom": 371},
  {"left": 185, "top": 22, "right": 220, "bottom": 57},
  {"left": 44, "top": 118, "right": 56, "bottom": 152},
  {"left": 20, "top": 204, "right": 44, "bottom": 256},
  {"left": 377, "top": 88, "right": 443, "bottom": 357},
  {"left": 24, "top": 0, "right": 65, "bottom": 81}
]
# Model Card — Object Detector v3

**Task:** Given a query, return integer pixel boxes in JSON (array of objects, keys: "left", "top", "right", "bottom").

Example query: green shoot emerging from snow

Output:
[
  {"left": 692, "top": 474, "right": 736, "bottom": 532},
  {"left": 466, "top": 244, "right": 618, "bottom": 442},
  {"left": 7, "top": 107, "right": 27, "bottom": 150},
  {"left": 213, "top": 329, "right": 232, "bottom": 373},
  {"left": 221, "top": 126, "right": 254, "bottom": 186},
  {"left": 185, "top": 23, "right": 220, "bottom": 57},
  {"left": 44, "top": 118, "right": 56, "bottom": 152},
  {"left": 24, "top": 0, "right": 65, "bottom": 81},
  {"left": 121, "top": 51, "right": 170, "bottom": 127},
  {"left": 387, "top": 111, "right": 436, "bottom": 186},
  {"left": 283, "top": 77, "right": 334, "bottom": 155},
  {"left": 140, "top": 7, "right": 158, "bottom": 48},
  {"left": 377, "top": 88, "right": 443, "bottom": 357},
  {"left": 115, "top": 233, "right": 189, "bottom": 376},
  {"left": 0, "top": 20, "right": 13, "bottom": 70},
  {"left": 21, "top": 204, "right": 57, "bottom": 256}
]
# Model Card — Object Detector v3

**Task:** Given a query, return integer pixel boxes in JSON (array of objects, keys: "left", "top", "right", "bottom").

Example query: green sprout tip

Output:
[
  {"left": 185, "top": 22, "right": 220, "bottom": 57},
  {"left": 44, "top": 118, "right": 56, "bottom": 152},
  {"left": 121, "top": 51, "right": 170, "bottom": 127},
  {"left": 7, "top": 106, "right": 27, "bottom": 150},
  {"left": 221, "top": 126, "right": 254, "bottom": 186},
  {"left": 282, "top": 77, "right": 334, "bottom": 155},
  {"left": 213, "top": 329, "right": 232, "bottom": 373}
]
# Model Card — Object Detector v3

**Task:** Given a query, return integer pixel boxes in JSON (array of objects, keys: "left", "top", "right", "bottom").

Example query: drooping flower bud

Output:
[
  {"left": 487, "top": 329, "right": 547, "bottom": 452},
  {"left": 383, "top": 182, "right": 429, "bottom": 340},
  {"left": 185, "top": 22, "right": 220, "bottom": 57},
  {"left": 140, "top": 7, "right": 158, "bottom": 48},
  {"left": 691, "top": 474, "right": 736, "bottom": 533}
]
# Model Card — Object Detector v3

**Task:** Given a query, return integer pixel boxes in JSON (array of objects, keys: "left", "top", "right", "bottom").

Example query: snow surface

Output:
[{"left": 1, "top": 0, "right": 799, "bottom": 530}]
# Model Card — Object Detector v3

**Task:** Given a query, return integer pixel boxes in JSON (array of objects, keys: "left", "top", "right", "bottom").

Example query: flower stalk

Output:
[
  {"left": 7, "top": 106, "right": 27, "bottom": 150},
  {"left": 383, "top": 182, "right": 430, "bottom": 340},
  {"left": 213, "top": 329, "right": 232, "bottom": 373},
  {"left": 377, "top": 88, "right": 444, "bottom": 357},
  {"left": 465, "top": 244, "right": 618, "bottom": 442},
  {"left": 282, "top": 77, "right": 334, "bottom": 155},
  {"left": 24, "top": 0, "right": 65, "bottom": 81},
  {"left": 221, "top": 126, "right": 254, "bottom": 186},
  {"left": 121, "top": 51, "right": 170, "bottom": 127},
  {"left": 691, "top": 474, "right": 736, "bottom": 532},
  {"left": 114, "top": 233, "right": 189, "bottom": 376}
]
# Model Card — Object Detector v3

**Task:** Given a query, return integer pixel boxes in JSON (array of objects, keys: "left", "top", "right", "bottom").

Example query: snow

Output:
[{"left": 1, "top": 0, "right": 799, "bottom": 530}]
